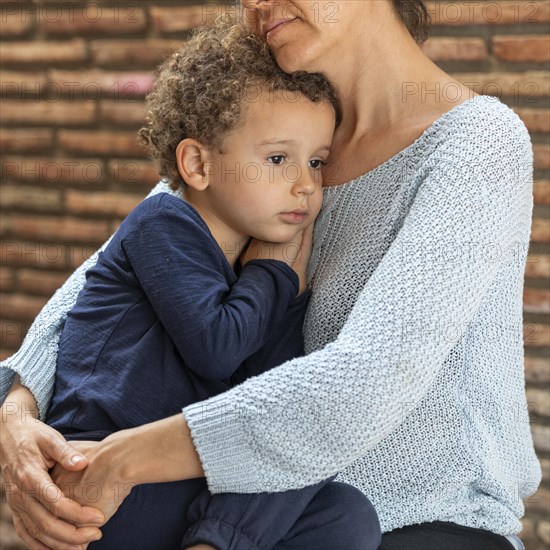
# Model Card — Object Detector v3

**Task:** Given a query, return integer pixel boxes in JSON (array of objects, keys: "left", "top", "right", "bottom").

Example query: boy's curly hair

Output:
[{"left": 138, "top": 19, "right": 340, "bottom": 191}]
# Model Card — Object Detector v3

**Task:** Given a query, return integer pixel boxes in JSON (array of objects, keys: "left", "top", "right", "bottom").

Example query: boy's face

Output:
[{"left": 201, "top": 91, "right": 335, "bottom": 244}]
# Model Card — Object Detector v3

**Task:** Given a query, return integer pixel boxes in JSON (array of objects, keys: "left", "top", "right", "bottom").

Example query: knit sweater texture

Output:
[{"left": 0, "top": 95, "right": 541, "bottom": 535}]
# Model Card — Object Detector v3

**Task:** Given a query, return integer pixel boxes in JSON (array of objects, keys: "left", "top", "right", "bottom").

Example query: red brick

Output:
[
  {"left": 1, "top": 71, "right": 47, "bottom": 94},
  {"left": 533, "top": 180, "right": 550, "bottom": 205},
  {"left": 527, "top": 387, "right": 550, "bottom": 418},
  {"left": 524, "top": 288, "right": 550, "bottom": 314},
  {"left": 1, "top": 10, "right": 34, "bottom": 36},
  {"left": 525, "top": 356, "right": 550, "bottom": 384},
  {"left": 66, "top": 190, "right": 143, "bottom": 218},
  {"left": 0, "top": 40, "right": 87, "bottom": 64},
  {"left": 524, "top": 323, "right": 550, "bottom": 347},
  {"left": 1, "top": 100, "right": 96, "bottom": 126},
  {"left": 67, "top": 243, "right": 101, "bottom": 269},
  {"left": 426, "top": 1, "right": 550, "bottom": 26},
  {"left": 0, "top": 319, "right": 28, "bottom": 349},
  {"left": 524, "top": 254, "right": 550, "bottom": 278},
  {"left": 99, "top": 100, "right": 147, "bottom": 127},
  {"left": 421, "top": 37, "right": 487, "bottom": 61},
  {"left": 525, "top": 486, "right": 550, "bottom": 515},
  {"left": 531, "top": 218, "right": 550, "bottom": 243},
  {"left": 1, "top": 157, "right": 107, "bottom": 186},
  {"left": 58, "top": 131, "right": 147, "bottom": 158},
  {"left": 17, "top": 269, "right": 71, "bottom": 296},
  {"left": 0, "top": 240, "right": 67, "bottom": 269},
  {"left": 493, "top": 35, "right": 550, "bottom": 62},
  {"left": 91, "top": 39, "right": 181, "bottom": 67},
  {"left": 0, "top": 185, "right": 62, "bottom": 212},
  {"left": 1, "top": 215, "right": 109, "bottom": 243},
  {"left": 0, "top": 129, "right": 54, "bottom": 153},
  {"left": 0, "top": 348, "right": 17, "bottom": 362},
  {"left": 48, "top": 69, "right": 155, "bottom": 99},
  {"left": 531, "top": 424, "right": 550, "bottom": 454},
  {"left": 108, "top": 160, "right": 160, "bottom": 187},
  {"left": 452, "top": 72, "right": 550, "bottom": 98},
  {"left": 0, "top": 268, "right": 15, "bottom": 293},
  {"left": 515, "top": 109, "right": 550, "bottom": 133},
  {"left": 40, "top": 7, "right": 146, "bottom": 36},
  {"left": 150, "top": 6, "right": 209, "bottom": 33},
  {"left": 0, "top": 293, "right": 48, "bottom": 322},
  {"left": 533, "top": 144, "right": 550, "bottom": 169}
]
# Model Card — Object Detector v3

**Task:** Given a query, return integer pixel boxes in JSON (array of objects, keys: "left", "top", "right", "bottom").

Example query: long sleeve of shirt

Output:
[{"left": 119, "top": 194, "right": 301, "bottom": 381}]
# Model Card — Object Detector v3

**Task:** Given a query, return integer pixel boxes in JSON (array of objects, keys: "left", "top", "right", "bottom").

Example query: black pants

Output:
[{"left": 380, "top": 521, "right": 519, "bottom": 550}]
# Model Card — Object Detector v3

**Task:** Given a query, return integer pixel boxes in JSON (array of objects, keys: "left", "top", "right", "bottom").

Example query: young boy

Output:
[{"left": 46, "top": 21, "right": 380, "bottom": 550}]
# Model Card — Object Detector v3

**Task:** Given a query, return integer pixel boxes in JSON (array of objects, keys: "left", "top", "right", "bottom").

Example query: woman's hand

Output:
[
  {"left": 50, "top": 440, "right": 134, "bottom": 529},
  {"left": 0, "top": 378, "right": 104, "bottom": 549},
  {"left": 242, "top": 224, "right": 314, "bottom": 294}
]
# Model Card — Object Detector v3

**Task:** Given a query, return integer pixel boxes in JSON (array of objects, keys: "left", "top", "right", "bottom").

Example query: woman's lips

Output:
[{"left": 263, "top": 18, "right": 298, "bottom": 40}]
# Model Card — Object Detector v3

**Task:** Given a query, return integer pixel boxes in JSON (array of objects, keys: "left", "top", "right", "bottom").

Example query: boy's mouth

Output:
[{"left": 279, "top": 209, "right": 308, "bottom": 224}]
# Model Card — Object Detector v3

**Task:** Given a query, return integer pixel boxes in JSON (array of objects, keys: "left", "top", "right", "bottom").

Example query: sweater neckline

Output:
[{"left": 324, "top": 95, "right": 497, "bottom": 194}]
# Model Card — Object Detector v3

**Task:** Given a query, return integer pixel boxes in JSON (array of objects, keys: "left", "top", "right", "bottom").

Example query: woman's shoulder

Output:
[{"left": 440, "top": 95, "right": 530, "bottom": 146}]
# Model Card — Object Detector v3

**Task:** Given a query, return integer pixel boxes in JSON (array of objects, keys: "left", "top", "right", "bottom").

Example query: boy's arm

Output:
[
  {"left": 227, "top": 289, "right": 311, "bottom": 386},
  {"left": 122, "top": 202, "right": 301, "bottom": 381}
]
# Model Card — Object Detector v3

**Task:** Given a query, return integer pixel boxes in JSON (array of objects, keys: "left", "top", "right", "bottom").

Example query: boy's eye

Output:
[
  {"left": 309, "top": 159, "right": 326, "bottom": 170},
  {"left": 267, "top": 155, "right": 285, "bottom": 165}
]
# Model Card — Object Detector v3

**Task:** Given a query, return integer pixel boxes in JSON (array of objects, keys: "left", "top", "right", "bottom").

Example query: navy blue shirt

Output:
[{"left": 47, "top": 193, "right": 310, "bottom": 439}]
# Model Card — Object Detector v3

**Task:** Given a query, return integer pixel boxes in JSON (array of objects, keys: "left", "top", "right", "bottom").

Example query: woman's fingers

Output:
[
  {"left": 12, "top": 511, "right": 52, "bottom": 550},
  {"left": 13, "top": 457, "right": 104, "bottom": 527},
  {"left": 42, "top": 431, "right": 88, "bottom": 472},
  {"left": 14, "top": 495, "right": 101, "bottom": 548},
  {"left": 7, "top": 469, "right": 102, "bottom": 547}
]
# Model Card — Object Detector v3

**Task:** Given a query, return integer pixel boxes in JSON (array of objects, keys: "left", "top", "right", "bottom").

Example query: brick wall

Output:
[{"left": 0, "top": 1, "right": 548, "bottom": 548}]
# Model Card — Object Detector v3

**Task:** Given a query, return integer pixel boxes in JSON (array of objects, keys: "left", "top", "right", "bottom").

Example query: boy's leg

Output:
[
  {"left": 182, "top": 477, "right": 337, "bottom": 550},
  {"left": 88, "top": 478, "right": 207, "bottom": 550},
  {"left": 273, "top": 481, "right": 381, "bottom": 550}
]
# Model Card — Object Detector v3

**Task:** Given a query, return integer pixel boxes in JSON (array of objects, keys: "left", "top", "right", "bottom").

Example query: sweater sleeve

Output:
[
  {"left": 182, "top": 107, "right": 534, "bottom": 493},
  {"left": 0, "top": 181, "right": 173, "bottom": 419}
]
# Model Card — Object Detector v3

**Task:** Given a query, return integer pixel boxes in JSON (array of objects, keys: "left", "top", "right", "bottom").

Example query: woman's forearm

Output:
[{"left": 103, "top": 414, "right": 205, "bottom": 486}]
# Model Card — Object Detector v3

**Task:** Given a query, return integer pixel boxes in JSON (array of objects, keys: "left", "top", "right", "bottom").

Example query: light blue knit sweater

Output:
[{"left": 0, "top": 96, "right": 541, "bottom": 535}]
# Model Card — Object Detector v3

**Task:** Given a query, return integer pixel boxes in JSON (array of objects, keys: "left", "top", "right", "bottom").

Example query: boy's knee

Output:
[{"left": 328, "top": 482, "right": 382, "bottom": 550}]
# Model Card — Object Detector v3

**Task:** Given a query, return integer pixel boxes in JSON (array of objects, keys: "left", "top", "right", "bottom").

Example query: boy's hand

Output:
[
  {"left": 241, "top": 224, "right": 314, "bottom": 295},
  {"left": 292, "top": 224, "right": 314, "bottom": 294}
]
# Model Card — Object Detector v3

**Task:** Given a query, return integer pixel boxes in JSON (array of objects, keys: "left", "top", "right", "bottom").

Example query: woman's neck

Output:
[
  {"left": 317, "top": 7, "right": 476, "bottom": 184},
  {"left": 331, "top": 40, "right": 451, "bottom": 143}
]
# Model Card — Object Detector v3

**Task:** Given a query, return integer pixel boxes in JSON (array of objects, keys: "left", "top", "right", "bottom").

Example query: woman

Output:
[{"left": 0, "top": 1, "right": 540, "bottom": 549}]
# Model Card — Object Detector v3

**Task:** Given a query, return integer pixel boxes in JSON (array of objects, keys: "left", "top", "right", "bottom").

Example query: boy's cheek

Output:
[{"left": 311, "top": 194, "right": 323, "bottom": 220}]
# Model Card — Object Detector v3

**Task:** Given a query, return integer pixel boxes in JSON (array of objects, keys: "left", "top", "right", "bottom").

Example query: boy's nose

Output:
[{"left": 294, "top": 172, "right": 317, "bottom": 196}]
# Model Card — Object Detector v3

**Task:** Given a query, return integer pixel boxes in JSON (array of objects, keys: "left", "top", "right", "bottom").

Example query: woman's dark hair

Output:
[{"left": 392, "top": 0, "right": 431, "bottom": 43}]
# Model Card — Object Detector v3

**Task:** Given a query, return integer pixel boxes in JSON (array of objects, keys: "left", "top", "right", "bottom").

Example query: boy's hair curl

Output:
[{"left": 138, "top": 19, "right": 340, "bottom": 191}]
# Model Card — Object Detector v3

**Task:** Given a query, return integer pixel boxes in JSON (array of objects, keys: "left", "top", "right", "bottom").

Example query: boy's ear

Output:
[{"left": 176, "top": 138, "right": 211, "bottom": 191}]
